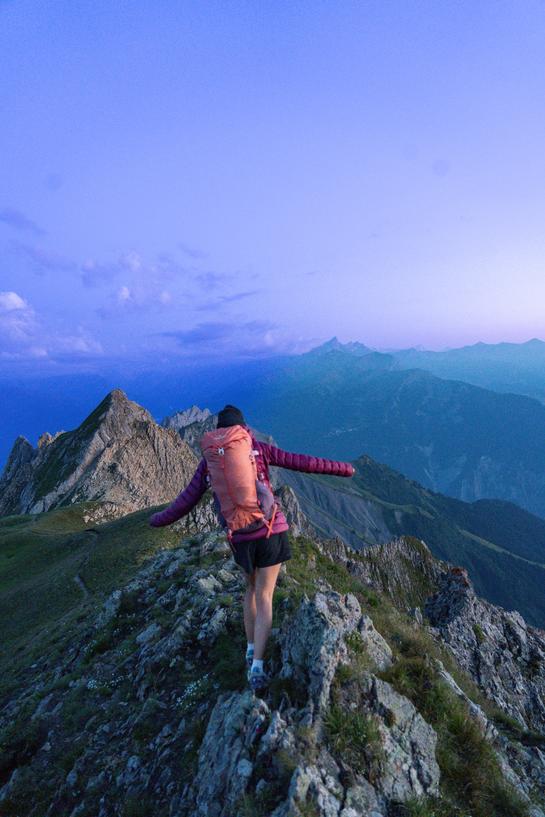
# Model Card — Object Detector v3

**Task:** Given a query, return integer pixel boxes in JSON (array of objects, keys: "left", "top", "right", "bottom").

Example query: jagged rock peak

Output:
[
  {"left": 5, "top": 434, "right": 34, "bottom": 461},
  {"left": 0, "top": 388, "right": 211, "bottom": 522},
  {"left": 37, "top": 430, "right": 64, "bottom": 448},
  {"left": 1, "top": 435, "right": 35, "bottom": 481},
  {"left": 162, "top": 405, "right": 212, "bottom": 430},
  {"left": 88, "top": 388, "right": 153, "bottom": 424}
]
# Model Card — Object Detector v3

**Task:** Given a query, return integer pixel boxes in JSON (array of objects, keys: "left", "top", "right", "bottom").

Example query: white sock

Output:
[
  {"left": 251, "top": 658, "right": 263, "bottom": 673},
  {"left": 246, "top": 642, "right": 254, "bottom": 658}
]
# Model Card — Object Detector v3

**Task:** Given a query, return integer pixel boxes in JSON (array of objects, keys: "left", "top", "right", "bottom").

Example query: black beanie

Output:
[{"left": 216, "top": 404, "right": 246, "bottom": 428}]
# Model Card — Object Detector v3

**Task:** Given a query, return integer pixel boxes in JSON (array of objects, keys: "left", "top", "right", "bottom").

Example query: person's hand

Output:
[{"left": 348, "top": 464, "right": 356, "bottom": 476}]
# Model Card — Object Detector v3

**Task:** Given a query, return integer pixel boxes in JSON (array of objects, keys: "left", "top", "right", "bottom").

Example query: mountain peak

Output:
[
  {"left": 75, "top": 389, "right": 153, "bottom": 438},
  {"left": 308, "top": 337, "right": 372, "bottom": 356},
  {"left": 162, "top": 405, "right": 212, "bottom": 431},
  {"left": 0, "top": 389, "right": 203, "bottom": 520}
]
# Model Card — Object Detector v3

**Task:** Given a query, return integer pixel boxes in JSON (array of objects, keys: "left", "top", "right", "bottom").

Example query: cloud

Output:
[
  {"left": 157, "top": 320, "right": 278, "bottom": 359},
  {"left": 0, "top": 291, "right": 28, "bottom": 311},
  {"left": 195, "top": 290, "right": 261, "bottom": 311},
  {"left": 80, "top": 258, "right": 121, "bottom": 287},
  {"left": 0, "top": 290, "right": 36, "bottom": 345},
  {"left": 0, "top": 207, "right": 45, "bottom": 236},
  {"left": 97, "top": 278, "right": 175, "bottom": 318},
  {"left": 85, "top": 250, "right": 192, "bottom": 296},
  {"left": 177, "top": 241, "right": 207, "bottom": 260},
  {"left": 195, "top": 270, "right": 232, "bottom": 289},
  {"left": 0, "top": 290, "right": 102, "bottom": 360},
  {"left": 10, "top": 241, "right": 76, "bottom": 275},
  {"left": 53, "top": 332, "right": 103, "bottom": 357},
  {"left": 117, "top": 285, "right": 131, "bottom": 303}
]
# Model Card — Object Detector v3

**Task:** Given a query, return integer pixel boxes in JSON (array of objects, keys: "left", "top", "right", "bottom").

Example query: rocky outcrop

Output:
[
  {"left": 0, "top": 436, "right": 36, "bottom": 517},
  {"left": 0, "top": 390, "right": 216, "bottom": 523},
  {"left": 0, "top": 523, "right": 543, "bottom": 817},
  {"left": 191, "top": 589, "right": 440, "bottom": 817},
  {"left": 172, "top": 413, "right": 218, "bottom": 456},
  {"left": 425, "top": 566, "right": 545, "bottom": 733},
  {"left": 314, "top": 534, "right": 445, "bottom": 610},
  {"left": 274, "top": 484, "right": 316, "bottom": 538},
  {"left": 161, "top": 405, "right": 212, "bottom": 431}
]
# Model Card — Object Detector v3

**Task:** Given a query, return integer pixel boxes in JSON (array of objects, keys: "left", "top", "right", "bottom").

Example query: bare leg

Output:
[
  {"left": 243, "top": 569, "right": 257, "bottom": 643},
  {"left": 254, "top": 563, "right": 282, "bottom": 661}
]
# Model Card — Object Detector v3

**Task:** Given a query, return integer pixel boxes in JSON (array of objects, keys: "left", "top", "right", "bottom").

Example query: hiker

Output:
[{"left": 148, "top": 404, "right": 355, "bottom": 692}]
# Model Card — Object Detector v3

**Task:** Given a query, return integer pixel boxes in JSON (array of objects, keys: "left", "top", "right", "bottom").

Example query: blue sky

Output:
[{"left": 1, "top": 0, "right": 545, "bottom": 372}]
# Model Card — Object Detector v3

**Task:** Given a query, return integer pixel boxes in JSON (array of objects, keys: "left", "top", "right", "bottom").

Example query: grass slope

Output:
[{"left": 0, "top": 504, "right": 181, "bottom": 690}]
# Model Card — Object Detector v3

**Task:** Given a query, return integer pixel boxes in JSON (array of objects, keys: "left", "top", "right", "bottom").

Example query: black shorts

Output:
[{"left": 231, "top": 530, "right": 292, "bottom": 575}]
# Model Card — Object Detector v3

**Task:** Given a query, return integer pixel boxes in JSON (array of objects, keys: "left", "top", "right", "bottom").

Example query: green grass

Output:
[
  {"left": 0, "top": 502, "right": 185, "bottom": 708},
  {"left": 380, "top": 656, "right": 529, "bottom": 817},
  {"left": 396, "top": 796, "right": 464, "bottom": 817},
  {"left": 492, "top": 710, "right": 545, "bottom": 747},
  {"left": 324, "top": 703, "right": 383, "bottom": 770},
  {"left": 473, "top": 623, "right": 485, "bottom": 644}
]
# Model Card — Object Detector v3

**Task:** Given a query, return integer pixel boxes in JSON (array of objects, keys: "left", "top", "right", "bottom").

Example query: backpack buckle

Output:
[{"left": 218, "top": 447, "right": 225, "bottom": 455}]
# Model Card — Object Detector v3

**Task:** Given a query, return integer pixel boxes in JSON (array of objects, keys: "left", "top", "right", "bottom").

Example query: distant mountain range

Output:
[
  {"left": 221, "top": 343, "right": 545, "bottom": 518},
  {"left": 314, "top": 335, "right": 545, "bottom": 402},
  {"left": 392, "top": 337, "right": 545, "bottom": 402},
  {"left": 0, "top": 338, "right": 545, "bottom": 500}
]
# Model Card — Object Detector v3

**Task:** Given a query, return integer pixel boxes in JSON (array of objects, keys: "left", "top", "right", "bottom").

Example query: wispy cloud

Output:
[
  {"left": 195, "top": 270, "right": 232, "bottom": 289},
  {"left": 96, "top": 280, "right": 174, "bottom": 318},
  {"left": 157, "top": 319, "right": 278, "bottom": 359},
  {"left": 10, "top": 240, "right": 75, "bottom": 275},
  {"left": 195, "top": 290, "right": 261, "bottom": 311},
  {"left": 0, "top": 207, "right": 45, "bottom": 236},
  {"left": 0, "top": 290, "right": 102, "bottom": 360},
  {"left": 80, "top": 258, "right": 122, "bottom": 287},
  {"left": 177, "top": 241, "right": 207, "bottom": 260}
]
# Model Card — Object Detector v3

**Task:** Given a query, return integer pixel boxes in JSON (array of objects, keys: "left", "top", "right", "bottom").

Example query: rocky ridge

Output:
[
  {"left": 0, "top": 390, "right": 215, "bottom": 524},
  {"left": 1, "top": 527, "right": 543, "bottom": 817}
]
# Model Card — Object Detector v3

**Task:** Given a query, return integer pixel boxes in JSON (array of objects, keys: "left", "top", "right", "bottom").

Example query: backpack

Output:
[{"left": 200, "top": 425, "right": 277, "bottom": 538}]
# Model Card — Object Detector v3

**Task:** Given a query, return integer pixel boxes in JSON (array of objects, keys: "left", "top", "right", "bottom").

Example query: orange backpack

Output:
[{"left": 200, "top": 425, "right": 277, "bottom": 538}]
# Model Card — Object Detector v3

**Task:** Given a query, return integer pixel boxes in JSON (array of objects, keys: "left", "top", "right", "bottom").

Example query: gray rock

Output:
[
  {"left": 195, "top": 575, "right": 223, "bottom": 595},
  {"left": 362, "top": 675, "right": 440, "bottom": 799},
  {"left": 198, "top": 607, "right": 227, "bottom": 642},
  {"left": 340, "top": 781, "right": 383, "bottom": 817},
  {"left": 357, "top": 614, "right": 393, "bottom": 670},
  {"left": 135, "top": 622, "right": 161, "bottom": 645},
  {"left": 426, "top": 566, "right": 545, "bottom": 732},
  {"left": 280, "top": 591, "right": 362, "bottom": 713},
  {"left": 95, "top": 589, "right": 123, "bottom": 629},
  {"left": 192, "top": 691, "right": 269, "bottom": 816}
]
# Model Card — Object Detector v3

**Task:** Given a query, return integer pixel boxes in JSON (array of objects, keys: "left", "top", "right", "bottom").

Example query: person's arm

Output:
[
  {"left": 258, "top": 441, "right": 355, "bottom": 477},
  {"left": 149, "top": 459, "right": 209, "bottom": 527}
]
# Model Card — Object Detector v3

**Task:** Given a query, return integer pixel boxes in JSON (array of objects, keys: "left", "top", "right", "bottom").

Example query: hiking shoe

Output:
[
  {"left": 245, "top": 652, "right": 254, "bottom": 673},
  {"left": 248, "top": 666, "right": 270, "bottom": 693}
]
